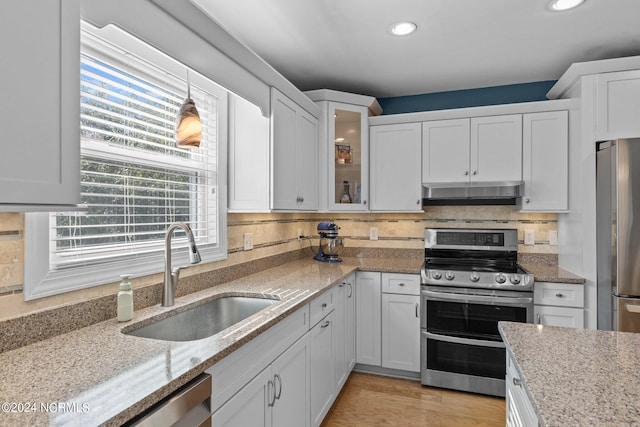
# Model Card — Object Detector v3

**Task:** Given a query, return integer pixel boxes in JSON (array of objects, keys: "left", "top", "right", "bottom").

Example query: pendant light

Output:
[{"left": 176, "top": 70, "right": 202, "bottom": 148}]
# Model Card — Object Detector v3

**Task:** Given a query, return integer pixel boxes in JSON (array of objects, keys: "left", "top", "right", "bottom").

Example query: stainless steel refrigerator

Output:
[{"left": 597, "top": 138, "right": 640, "bottom": 332}]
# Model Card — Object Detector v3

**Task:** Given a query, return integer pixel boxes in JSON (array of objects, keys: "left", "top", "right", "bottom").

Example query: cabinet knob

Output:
[
  {"left": 525, "top": 198, "right": 530, "bottom": 204},
  {"left": 417, "top": 199, "right": 421, "bottom": 205},
  {"left": 513, "top": 378, "right": 522, "bottom": 387},
  {"left": 472, "top": 170, "right": 477, "bottom": 175},
  {"left": 555, "top": 293, "right": 565, "bottom": 298},
  {"left": 363, "top": 200, "right": 367, "bottom": 205},
  {"left": 321, "top": 320, "right": 330, "bottom": 328},
  {"left": 464, "top": 171, "right": 469, "bottom": 176},
  {"left": 321, "top": 303, "right": 327, "bottom": 308}
]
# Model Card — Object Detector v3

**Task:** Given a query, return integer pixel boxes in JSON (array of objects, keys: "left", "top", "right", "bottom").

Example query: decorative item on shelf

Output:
[
  {"left": 117, "top": 274, "right": 134, "bottom": 322},
  {"left": 335, "top": 143, "right": 352, "bottom": 164},
  {"left": 340, "top": 180, "right": 352, "bottom": 203},
  {"left": 176, "top": 70, "right": 202, "bottom": 148}
]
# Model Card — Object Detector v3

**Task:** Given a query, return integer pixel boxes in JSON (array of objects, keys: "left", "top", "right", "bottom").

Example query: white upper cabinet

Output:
[
  {"left": 271, "top": 88, "right": 319, "bottom": 211},
  {"left": 0, "top": 0, "right": 81, "bottom": 210},
  {"left": 422, "top": 119, "right": 470, "bottom": 183},
  {"left": 596, "top": 70, "right": 640, "bottom": 140},
  {"left": 228, "top": 94, "right": 270, "bottom": 211},
  {"left": 520, "top": 111, "right": 569, "bottom": 212},
  {"left": 370, "top": 123, "right": 423, "bottom": 211},
  {"left": 305, "top": 90, "right": 381, "bottom": 212},
  {"left": 422, "top": 115, "right": 522, "bottom": 184},
  {"left": 471, "top": 114, "right": 523, "bottom": 182}
]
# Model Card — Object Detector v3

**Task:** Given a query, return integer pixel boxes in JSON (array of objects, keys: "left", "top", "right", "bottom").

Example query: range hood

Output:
[{"left": 422, "top": 181, "right": 524, "bottom": 205}]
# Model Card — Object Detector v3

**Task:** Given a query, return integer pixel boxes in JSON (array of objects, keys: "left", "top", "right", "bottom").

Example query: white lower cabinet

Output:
[
  {"left": 506, "top": 350, "right": 538, "bottom": 427},
  {"left": 310, "top": 310, "right": 336, "bottom": 427},
  {"left": 381, "top": 293, "right": 420, "bottom": 372},
  {"left": 212, "top": 335, "right": 309, "bottom": 427},
  {"left": 534, "top": 282, "right": 584, "bottom": 328},
  {"left": 355, "top": 271, "right": 382, "bottom": 366},
  {"left": 212, "top": 366, "right": 273, "bottom": 427},
  {"left": 272, "top": 335, "right": 310, "bottom": 427},
  {"left": 334, "top": 274, "right": 356, "bottom": 391}
]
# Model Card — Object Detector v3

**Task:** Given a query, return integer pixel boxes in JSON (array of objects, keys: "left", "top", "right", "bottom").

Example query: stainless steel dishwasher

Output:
[{"left": 127, "top": 373, "right": 212, "bottom": 427}]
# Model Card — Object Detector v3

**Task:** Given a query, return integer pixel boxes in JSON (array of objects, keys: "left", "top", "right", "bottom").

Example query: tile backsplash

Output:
[{"left": 0, "top": 206, "right": 557, "bottom": 320}]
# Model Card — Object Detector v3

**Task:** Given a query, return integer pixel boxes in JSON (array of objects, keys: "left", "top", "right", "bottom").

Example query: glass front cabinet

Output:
[{"left": 305, "top": 90, "right": 382, "bottom": 211}]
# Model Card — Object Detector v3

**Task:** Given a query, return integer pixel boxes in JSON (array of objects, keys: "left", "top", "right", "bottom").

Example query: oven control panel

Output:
[{"left": 421, "top": 268, "right": 533, "bottom": 291}]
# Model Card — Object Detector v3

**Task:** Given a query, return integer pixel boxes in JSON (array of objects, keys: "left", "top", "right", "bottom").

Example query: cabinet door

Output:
[
  {"left": 596, "top": 70, "right": 640, "bottom": 140},
  {"left": 471, "top": 115, "right": 523, "bottom": 182},
  {"left": 344, "top": 274, "right": 356, "bottom": 374},
  {"left": 329, "top": 103, "right": 369, "bottom": 211},
  {"left": 272, "top": 88, "right": 319, "bottom": 211},
  {"left": 534, "top": 305, "right": 584, "bottom": 328},
  {"left": 228, "top": 94, "right": 270, "bottom": 211},
  {"left": 355, "top": 272, "right": 382, "bottom": 366},
  {"left": 272, "top": 335, "right": 310, "bottom": 427},
  {"left": 272, "top": 90, "right": 299, "bottom": 210},
  {"left": 370, "top": 123, "right": 422, "bottom": 211},
  {"left": 212, "top": 366, "right": 272, "bottom": 427},
  {"left": 310, "top": 311, "right": 335, "bottom": 427},
  {"left": 381, "top": 294, "right": 421, "bottom": 372},
  {"left": 521, "top": 111, "right": 568, "bottom": 212},
  {"left": 333, "top": 281, "right": 347, "bottom": 390},
  {"left": 506, "top": 351, "right": 538, "bottom": 427},
  {"left": 422, "top": 119, "right": 470, "bottom": 183},
  {"left": 296, "top": 109, "right": 319, "bottom": 210},
  {"left": 0, "top": 0, "right": 80, "bottom": 207}
]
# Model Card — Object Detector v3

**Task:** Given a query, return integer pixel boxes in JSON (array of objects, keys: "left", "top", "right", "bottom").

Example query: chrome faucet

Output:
[{"left": 162, "top": 222, "right": 201, "bottom": 307}]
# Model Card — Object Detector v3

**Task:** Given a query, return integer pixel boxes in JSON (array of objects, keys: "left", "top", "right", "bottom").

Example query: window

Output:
[{"left": 24, "top": 23, "right": 227, "bottom": 300}]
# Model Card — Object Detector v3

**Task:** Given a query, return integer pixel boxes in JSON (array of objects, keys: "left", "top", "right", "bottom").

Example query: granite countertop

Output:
[
  {"left": 0, "top": 257, "right": 420, "bottom": 427},
  {"left": 499, "top": 322, "right": 640, "bottom": 426},
  {"left": 520, "top": 262, "right": 585, "bottom": 285}
]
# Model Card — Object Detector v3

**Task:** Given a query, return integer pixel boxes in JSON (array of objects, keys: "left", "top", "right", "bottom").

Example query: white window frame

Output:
[{"left": 24, "top": 22, "right": 227, "bottom": 300}]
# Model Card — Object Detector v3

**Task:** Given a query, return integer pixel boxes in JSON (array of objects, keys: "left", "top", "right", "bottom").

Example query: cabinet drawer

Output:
[
  {"left": 310, "top": 287, "right": 335, "bottom": 327},
  {"left": 534, "top": 305, "right": 584, "bottom": 328},
  {"left": 534, "top": 282, "right": 584, "bottom": 308},
  {"left": 381, "top": 273, "right": 420, "bottom": 295}
]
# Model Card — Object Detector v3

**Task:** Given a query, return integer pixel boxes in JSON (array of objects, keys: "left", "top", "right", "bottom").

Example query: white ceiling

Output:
[{"left": 192, "top": 0, "right": 640, "bottom": 99}]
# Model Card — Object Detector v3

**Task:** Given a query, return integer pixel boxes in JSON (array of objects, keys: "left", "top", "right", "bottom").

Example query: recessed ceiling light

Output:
[
  {"left": 389, "top": 22, "right": 417, "bottom": 36},
  {"left": 548, "top": 0, "right": 585, "bottom": 11}
]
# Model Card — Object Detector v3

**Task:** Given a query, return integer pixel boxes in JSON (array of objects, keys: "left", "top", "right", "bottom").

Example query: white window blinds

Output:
[{"left": 50, "top": 25, "right": 225, "bottom": 270}]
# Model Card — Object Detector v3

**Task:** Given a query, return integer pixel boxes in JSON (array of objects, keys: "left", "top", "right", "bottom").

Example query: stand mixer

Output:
[{"left": 313, "top": 222, "right": 344, "bottom": 263}]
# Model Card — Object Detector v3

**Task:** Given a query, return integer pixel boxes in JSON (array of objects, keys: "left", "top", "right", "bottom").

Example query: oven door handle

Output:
[
  {"left": 421, "top": 289, "right": 533, "bottom": 305},
  {"left": 422, "top": 331, "right": 506, "bottom": 349}
]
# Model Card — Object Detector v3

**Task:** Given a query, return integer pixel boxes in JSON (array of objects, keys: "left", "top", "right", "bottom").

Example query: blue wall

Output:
[{"left": 378, "top": 81, "right": 557, "bottom": 115}]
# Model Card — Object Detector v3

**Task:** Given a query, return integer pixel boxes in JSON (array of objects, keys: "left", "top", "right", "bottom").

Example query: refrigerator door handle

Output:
[{"left": 625, "top": 304, "right": 640, "bottom": 314}]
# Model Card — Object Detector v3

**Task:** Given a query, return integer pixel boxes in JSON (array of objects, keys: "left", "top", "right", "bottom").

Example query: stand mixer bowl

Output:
[{"left": 319, "top": 237, "right": 344, "bottom": 259}]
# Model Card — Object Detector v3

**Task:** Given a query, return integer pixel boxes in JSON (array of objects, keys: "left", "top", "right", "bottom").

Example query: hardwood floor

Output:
[{"left": 321, "top": 372, "right": 505, "bottom": 427}]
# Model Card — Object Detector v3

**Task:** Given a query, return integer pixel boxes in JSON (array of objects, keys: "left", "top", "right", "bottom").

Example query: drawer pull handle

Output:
[
  {"left": 415, "top": 303, "right": 420, "bottom": 318},
  {"left": 347, "top": 283, "right": 353, "bottom": 298},
  {"left": 555, "top": 293, "right": 565, "bottom": 298},
  {"left": 321, "top": 320, "right": 330, "bottom": 328},
  {"left": 513, "top": 378, "right": 522, "bottom": 387},
  {"left": 398, "top": 283, "right": 405, "bottom": 287},
  {"left": 537, "top": 313, "right": 541, "bottom": 324}
]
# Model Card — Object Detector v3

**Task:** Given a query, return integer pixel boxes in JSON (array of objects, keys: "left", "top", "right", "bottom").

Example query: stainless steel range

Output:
[{"left": 420, "top": 228, "right": 534, "bottom": 397}]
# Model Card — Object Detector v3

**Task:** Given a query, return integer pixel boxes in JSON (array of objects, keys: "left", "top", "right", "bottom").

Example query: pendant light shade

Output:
[{"left": 176, "top": 71, "right": 201, "bottom": 148}]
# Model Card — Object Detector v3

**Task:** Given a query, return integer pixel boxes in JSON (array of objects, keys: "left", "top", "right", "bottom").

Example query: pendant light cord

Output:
[{"left": 186, "top": 69, "right": 191, "bottom": 99}]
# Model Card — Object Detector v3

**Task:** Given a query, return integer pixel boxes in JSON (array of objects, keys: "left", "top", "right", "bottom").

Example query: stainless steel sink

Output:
[{"left": 125, "top": 296, "right": 278, "bottom": 342}]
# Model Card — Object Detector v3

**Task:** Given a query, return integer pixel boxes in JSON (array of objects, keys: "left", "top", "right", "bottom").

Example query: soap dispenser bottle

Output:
[{"left": 117, "top": 274, "right": 134, "bottom": 322}]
